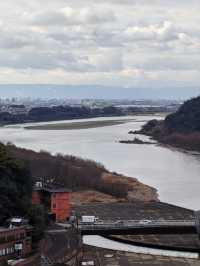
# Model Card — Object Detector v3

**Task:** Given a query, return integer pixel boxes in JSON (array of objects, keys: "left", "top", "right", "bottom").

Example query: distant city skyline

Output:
[{"left": 0, "top": 0, "right": 200, "bottom": 93}]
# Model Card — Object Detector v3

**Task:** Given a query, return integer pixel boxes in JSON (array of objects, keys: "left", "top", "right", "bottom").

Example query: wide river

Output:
[{"left": 0, "top": 115, "right": 200, "bottom": 210}]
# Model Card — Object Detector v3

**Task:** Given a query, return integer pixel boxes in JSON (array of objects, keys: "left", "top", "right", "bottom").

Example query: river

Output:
[{"left": 0, "top": 115, "right": 200, "bottom": 210}]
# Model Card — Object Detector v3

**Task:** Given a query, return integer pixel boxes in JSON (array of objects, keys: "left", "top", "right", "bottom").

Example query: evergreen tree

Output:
[{"left": 0, "top": 143, "right": 32, "bottom": 223}]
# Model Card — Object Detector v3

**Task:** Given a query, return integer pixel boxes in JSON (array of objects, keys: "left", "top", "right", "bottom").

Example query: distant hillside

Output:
[
  {"left": 0, "top": 105, "right": 178, "bottom": 126},
  {"left": 133, "top": 96, "right": 200, "bottom": 151},
  {"left": 165, "top": 96, "right": 200, "bottom": 133},
  {"left": 0, "top": 105, "right": 123, "bottom": 125}
]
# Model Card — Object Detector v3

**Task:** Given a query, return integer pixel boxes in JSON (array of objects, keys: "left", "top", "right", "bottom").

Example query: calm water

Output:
[{"left": 1, "top": 115, "right": 200, "bottom": 210}]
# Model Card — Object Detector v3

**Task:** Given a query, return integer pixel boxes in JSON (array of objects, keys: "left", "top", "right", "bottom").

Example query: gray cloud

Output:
[
  {"left": 0, "top": 0, "right": 199, "bottom": 87},
  {"left": 31, "top": 7, "right": 116, "bottom": 26},
  {"left": 124, "top": 21, "right": 179, "bottom": 42},
  {"left": 0, "top": 49, "right": 94, "bottom": 72}
]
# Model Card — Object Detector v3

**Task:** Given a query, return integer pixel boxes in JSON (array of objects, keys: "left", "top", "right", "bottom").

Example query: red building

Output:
[
  {"left": 32, "top": 184, "right": 71, "bottom": 222},
  {"left": 0, "top": 226, "right": 32, "bottom": 263}
]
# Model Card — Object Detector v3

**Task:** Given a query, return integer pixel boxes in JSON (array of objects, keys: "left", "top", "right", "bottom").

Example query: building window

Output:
[
  {"left": 53, "top": 204, "right": 56, "bottom": 209},
  {"left": 0, "top": 246, "right": 15, "bottom": 256}
]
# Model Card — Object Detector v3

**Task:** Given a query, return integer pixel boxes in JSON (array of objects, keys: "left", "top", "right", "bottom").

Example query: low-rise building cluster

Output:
[
  {"left": 0, "top": 179, "right": 71, "bottom": 265},
  {"left": 0, "top": 219, "right": 33, "bottom": 265}
]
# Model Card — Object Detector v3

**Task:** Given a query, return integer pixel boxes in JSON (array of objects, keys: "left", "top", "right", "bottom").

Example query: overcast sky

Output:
[{"left": 0, "top": 0, "right": 200, "bottom": 89}]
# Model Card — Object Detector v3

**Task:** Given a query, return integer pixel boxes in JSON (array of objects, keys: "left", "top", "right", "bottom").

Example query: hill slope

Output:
[
  {"left": 134, "top": 96, "right": 200, "bottom": 151},
  {"left": 7, "top": 144, "right": 158, "bottom": 203},
  {"left": 165, "top": 96, "right": 200, "bottom": 134}
]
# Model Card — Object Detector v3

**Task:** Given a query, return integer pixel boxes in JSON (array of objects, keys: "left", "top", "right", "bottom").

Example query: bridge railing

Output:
[{"left": 79, "top": 219, "right": 195, "bottom": 228}]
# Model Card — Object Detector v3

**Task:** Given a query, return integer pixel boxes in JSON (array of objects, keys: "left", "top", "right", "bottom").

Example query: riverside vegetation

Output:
[
  {"left": 0, "top": 142, "right": 158, "bottom": 225},
  {"left": 132, "top": 96, "right": 200, "bottom": 152}
]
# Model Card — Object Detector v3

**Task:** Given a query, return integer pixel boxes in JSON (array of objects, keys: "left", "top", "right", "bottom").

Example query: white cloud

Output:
[
  {"left": 124, "top": 21, "right": 178, "bottom": 42},
  {"left": 31, "top": 6, "right": 116, "bottom": 27},
  {"left": 0, "top": 0, "right": 199, "bottom": 88},
  {"left": 88, "top": 48, "right": 123, "bottom": 71}
]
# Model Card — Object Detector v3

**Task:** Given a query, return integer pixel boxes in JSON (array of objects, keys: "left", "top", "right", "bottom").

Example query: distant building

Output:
[
  {"left": 32, "top": 180, "right": 71, "bottom": 222},
  {"left": 6, "top": 105, "right": 27, "bottom": 115}
]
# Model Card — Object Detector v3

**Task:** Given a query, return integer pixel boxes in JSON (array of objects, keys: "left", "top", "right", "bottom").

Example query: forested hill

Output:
[
  {"left": 134, "top": 96, "right": 200, "bottom": 151},
  {"left": 165, "top": 96, "right": 200, "bottom": 134},
  {"left": 0, "top": 142, "right": 158, "bottom": 232}
]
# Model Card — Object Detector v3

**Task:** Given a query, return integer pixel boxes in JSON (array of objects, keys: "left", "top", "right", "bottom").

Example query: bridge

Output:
[
  {"left": 79, "top": 211, "right": 200, "bottom": 237},
  {"left": 79, "top": 219, "right": 197, "bottom": 235},
  {"left": 41, "top": 211, "right": 200, "bottom": 266}
]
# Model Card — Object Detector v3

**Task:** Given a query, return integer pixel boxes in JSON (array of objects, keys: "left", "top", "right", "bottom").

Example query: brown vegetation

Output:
[
  {"left": 161, "top": 132, "right": 200, "bottom": 151},
  {"left": 6, "top": 143, "right": 158, "bottom": 203},
  {"left": 70, "top": 190, "right": 122, "bottom": 205},
  {"left": 102, "top": 173, "right": 158, "bottom": 202},
  {"left": 7, "top": 144, "right": 106, "bottom": 190}
]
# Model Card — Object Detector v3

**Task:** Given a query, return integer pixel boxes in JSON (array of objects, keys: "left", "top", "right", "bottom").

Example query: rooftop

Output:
[{"left": 33, "top": 185, "right": 71, "bottom": 193}]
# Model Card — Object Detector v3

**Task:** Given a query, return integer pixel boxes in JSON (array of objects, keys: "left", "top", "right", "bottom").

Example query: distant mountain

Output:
[
  {"left": 134, "top": 96, "right": 200, "bottom": 151},
  {"left": 0, "top": 84, "right": 200, "bottom": 100}
]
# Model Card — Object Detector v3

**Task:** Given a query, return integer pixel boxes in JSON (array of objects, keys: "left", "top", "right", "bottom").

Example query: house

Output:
[{"left": 32, "top": 180, "right": 71, "bottom": 222}]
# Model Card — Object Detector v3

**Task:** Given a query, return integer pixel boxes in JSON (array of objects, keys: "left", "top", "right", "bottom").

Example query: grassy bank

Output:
[{"left": 25, "top": 119, "right": 134, "bottom": 130}]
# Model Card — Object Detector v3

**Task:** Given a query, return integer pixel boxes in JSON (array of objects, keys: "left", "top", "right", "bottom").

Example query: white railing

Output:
[{"left": 79, "top": 219, "right": 195, "bottom": 230}]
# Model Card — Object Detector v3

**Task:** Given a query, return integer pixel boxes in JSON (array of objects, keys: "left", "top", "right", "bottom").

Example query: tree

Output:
[
  {"left": 28, "top": 205, "right": 47, "bottom": 241},
  {"left": 0, "top": 143, "right": 32, "bottom": 223}
]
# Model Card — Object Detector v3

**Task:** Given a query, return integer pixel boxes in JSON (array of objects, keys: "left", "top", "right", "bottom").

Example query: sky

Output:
[{"left": 0, "top": 0, "right": 200, "bottom": 94}]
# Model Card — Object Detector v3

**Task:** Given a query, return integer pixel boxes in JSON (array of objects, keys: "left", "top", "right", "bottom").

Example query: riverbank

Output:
[
  {"left": 133, "top": 119, "right": 200, "bottom": 152},
  {"left": 132, "top": 96, "right": 200, "bottom": 152},
  {"left": 0, "top": 114, "right": 199, "bottom": 210},
  {"left": 70, "top": 172, "right": 158, "bottom": 205},
  {"left": 7, "top": 144, "right": 159, "bottom": 204},
  {"left": 119, "top": 137, "right": 154, "bottom": 145},
  {"left": 24, "top": 118, "right": 134, "bottom": 130}
]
